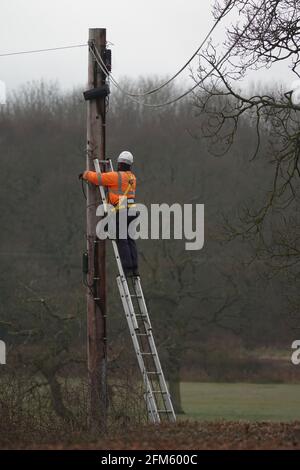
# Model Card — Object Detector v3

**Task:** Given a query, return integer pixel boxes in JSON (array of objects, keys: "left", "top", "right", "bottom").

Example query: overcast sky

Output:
[{"left": 0, "top": 0, "right": 296, "bottom": 98}]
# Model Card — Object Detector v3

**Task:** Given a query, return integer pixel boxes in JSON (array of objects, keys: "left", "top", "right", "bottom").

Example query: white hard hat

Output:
[{"left": 117, "top": 151, "right": 134, "bottom": 165}]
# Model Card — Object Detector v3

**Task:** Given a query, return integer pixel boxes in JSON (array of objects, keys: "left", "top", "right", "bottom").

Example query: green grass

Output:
[{"left": 179, "top": 382, "right": 300, "bottom": 422}]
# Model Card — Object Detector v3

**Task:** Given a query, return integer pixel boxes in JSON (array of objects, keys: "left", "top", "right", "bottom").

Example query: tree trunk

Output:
[
  {"left": 168, "top": 363, "right": 184, "bottom": 414},
  {"left": 43, "top": 370, "right": 74, "bottom": 423}
]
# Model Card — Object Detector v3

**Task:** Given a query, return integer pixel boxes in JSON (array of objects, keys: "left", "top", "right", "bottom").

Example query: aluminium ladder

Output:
[{"left": 93, "top": 157, "right": 176, "bottom": 423}]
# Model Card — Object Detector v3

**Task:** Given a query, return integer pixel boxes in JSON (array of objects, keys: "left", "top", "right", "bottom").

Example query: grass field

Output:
[
  {"left": 3, "top": 381, "right": 300, "bottom": 449},
  {"left": 179, "top": 382, "right": 300, "bottom": 422}
]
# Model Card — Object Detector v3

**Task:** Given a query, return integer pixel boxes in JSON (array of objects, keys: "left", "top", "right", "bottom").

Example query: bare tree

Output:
[
  {"left": 195, "top": 0, "right": 300, "bottom": 217},
  {"left": 194, "top": 0, "right": 300, "bottom": 314},
  {"left": 5, "top": 282, "right": 85, "bottom": 424}
]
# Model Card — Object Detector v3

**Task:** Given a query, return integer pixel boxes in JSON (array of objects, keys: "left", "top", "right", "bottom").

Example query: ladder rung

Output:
[
  {"left": 157, "top": 410, "right": 174, "bottom": 413},
  {"left": 141, "top": 352, "right": 156, "bottom": 356},
  {"left": 147, "top": 371, "right": 161, "bottom": 375},
  {"left": 130, "top": 295, "right": 142, "bottom": 298},
  {"left": 136, "top": 333, "right": 149, "bottom": 336},
  {"left": 151, "top": 390, "right": 169, "bottom": 394}
]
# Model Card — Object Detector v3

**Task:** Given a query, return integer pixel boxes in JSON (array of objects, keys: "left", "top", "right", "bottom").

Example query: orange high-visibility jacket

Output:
[{"left": 83, "top": 170, "right": 136, "bottom": 207}]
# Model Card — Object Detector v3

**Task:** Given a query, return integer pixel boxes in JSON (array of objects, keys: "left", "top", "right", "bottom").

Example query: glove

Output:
[{"left": 78, "top": 173, "right": 84, "bottom": 180}]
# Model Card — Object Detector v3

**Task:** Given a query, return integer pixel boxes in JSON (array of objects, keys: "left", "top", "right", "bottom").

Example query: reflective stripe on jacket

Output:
[{"left": 83, "top": 170, "right": 136, "bottom": 206}]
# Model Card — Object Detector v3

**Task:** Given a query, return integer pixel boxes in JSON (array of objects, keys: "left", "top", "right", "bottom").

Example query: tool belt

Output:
[{"left": 111, "top": 200, "right": 136, "bottom": 212}]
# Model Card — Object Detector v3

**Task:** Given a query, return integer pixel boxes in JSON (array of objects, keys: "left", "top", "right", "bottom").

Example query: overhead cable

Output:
[
  {"left": 92, "top": 0, "right": 235, "bottom": 99},
  {"left": 91, "top": 3, "right": 262, "bottom": 109},
  {"left": 0, "top": 44, "right": 88, "bottom": 57}
]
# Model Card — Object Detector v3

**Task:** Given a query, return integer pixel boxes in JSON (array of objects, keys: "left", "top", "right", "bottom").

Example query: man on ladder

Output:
[
  {"left": 80, "top": 151, "right": 176, "bottom": 423},
  {"left": 79, "top": 151, "right": 139, "bottom": 278}
]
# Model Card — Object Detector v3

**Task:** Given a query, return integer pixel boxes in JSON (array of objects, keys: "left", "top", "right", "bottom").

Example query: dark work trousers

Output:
[{"left": 115, "top": 210, "right": 138, "bottom": 272}]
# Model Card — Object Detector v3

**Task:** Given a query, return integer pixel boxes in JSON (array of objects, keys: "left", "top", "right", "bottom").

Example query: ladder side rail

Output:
[
  {"left": 133, "top": 277, "right": 152, "bottom": 328},
  {"left": 93, "top": 158, "right": 108, "bottom": 214},
  {"left": 147, "top": 329, "right": 177, "bottom": 421},
  {"left": 129, "top": 286, "right": 159, "bottom": 407},
  {"left": 133, "top": 278, "right": 177, "bottom": 421},
  {"left": 116, "top": 276, "right": 160, "bottom": 423},
  {"left": 112, "top": 241, "right": 139, "bottom": 330},
  {"left": 143, "top": 369, "right": 159, "bottom": 424},
  {"left": 145, "top": 328, "right": 176, "bottom": 420}
]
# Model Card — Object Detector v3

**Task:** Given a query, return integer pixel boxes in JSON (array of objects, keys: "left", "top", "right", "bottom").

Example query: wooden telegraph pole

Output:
[{"left": 86, "top": 28, "right": 109, "bottom": 432}]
